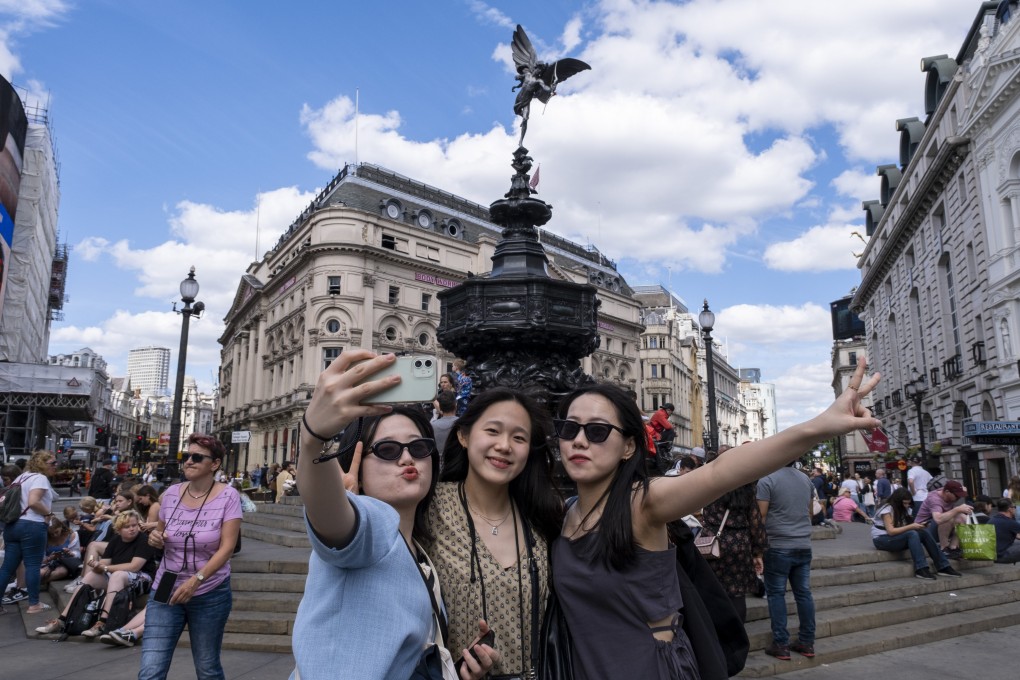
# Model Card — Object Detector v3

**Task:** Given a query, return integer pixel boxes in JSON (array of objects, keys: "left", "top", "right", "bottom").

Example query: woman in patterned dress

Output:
[{"left": 428, "top": 387, "right": 563, "bottom": 679}]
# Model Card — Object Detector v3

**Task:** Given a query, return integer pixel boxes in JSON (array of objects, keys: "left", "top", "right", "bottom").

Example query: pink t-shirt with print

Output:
[{"left": 152, "top": 484, "right": 242, "bottom": 598}]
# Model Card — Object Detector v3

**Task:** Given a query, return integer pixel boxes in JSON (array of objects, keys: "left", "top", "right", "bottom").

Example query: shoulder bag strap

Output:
[
  {"left": 407, "top": 540, "right": 449, "bottom": 646},
  {"left": 716, "top": 509, "right": 730, "bottom": 536},
  {"left": 521, "top": 514, "right": 540, "bottom": 673}
]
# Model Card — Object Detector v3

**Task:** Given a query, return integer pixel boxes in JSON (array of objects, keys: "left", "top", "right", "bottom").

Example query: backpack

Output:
[
  {"left": 927, "top": 475, "right": 947, "bottom": 493},
  {"left": 103, "top": 587, "right": 138, "bottom": 633},
  {"left": 0, "top": 475, "right": 28, "bottom": 525},
  {"left": 61, "top": 584, "right": 104, "bottom": 639}
]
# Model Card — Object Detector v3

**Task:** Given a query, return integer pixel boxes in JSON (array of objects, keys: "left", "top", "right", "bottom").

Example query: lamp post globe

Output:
[
  {"left": 700, "top": 299, "right": 719, "bottom": 453},
  {"left": 168, "top": 267, "right": 203, "bottom": 467}
]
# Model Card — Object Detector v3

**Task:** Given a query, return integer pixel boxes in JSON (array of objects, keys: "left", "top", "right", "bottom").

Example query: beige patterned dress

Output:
[{"left": 427, "top": 482, "right": 550, "bottom": 677}]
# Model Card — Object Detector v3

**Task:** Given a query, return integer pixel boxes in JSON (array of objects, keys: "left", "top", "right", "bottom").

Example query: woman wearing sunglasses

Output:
[
  {"left": 291, "top": 350, "right": 496, "bottom": 680},
  {"left": 138, "top": 434, "right": 242, "bottom": 680},
  {"left": 428, "top": 387, "right": 563, "bottom": 679},
  {"left": 550, "top": 360, "right": 881, "bottom": 679}
]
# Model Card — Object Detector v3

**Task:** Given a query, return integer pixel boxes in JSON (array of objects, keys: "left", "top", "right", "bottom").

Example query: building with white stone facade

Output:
[
  {"left": 852, "top": 2, "right": 1020, "bottom": 495},
  {"left": 217, "top": 163, "right": 644, "bottom": 466},
  {"left": 737, "top": 368, "right": 777, "bottom": 443},
  {"left": 127, "top": 346, "right": 171, "bottom": 396}
]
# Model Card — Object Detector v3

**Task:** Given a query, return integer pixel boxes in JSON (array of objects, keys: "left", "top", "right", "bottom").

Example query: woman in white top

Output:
[{"left": 0, "top": 450, "right": 57, "bottom": 614}]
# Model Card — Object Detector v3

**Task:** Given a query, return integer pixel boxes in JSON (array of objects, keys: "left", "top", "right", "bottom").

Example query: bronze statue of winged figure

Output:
[{"left": 511, "top": 24, "right": 590, "bottom": 147}]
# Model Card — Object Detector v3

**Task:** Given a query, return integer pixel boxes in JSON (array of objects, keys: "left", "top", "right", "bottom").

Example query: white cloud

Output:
[
  {"left": 0, "top": 0, "right": 69, "bottom": 79},
  {"left": 772, "top": 361, "right": 840, "bottom": 428},
  {"left": 74, "top": 236, "right": 109, "bottom": 262},
  {"left": 832, "top": 168, "right": 878, "bottom": 203},
  {"left": 719, "top": 303, "right": 832, "bottom": 346},
  {"left": 763, "top": 224, "right": 864, "bottom": 272},
  {"left": 467, "top": 1, "right": 515, "bottom": 30}
]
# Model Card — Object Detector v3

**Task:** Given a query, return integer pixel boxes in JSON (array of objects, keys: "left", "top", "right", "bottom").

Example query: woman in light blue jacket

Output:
[{"left": 292, "top": 350, "right": 496, "bottom": 680}]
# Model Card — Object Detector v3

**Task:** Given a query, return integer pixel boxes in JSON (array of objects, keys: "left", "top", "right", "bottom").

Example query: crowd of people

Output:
[{"left": 10, "top": 352, "right": 1020, "bottom": 678}]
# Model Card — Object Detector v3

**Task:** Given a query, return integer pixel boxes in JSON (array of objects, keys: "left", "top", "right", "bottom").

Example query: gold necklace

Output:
[{"left": 468, "top": 502, "right": 512, "bottom": 535}]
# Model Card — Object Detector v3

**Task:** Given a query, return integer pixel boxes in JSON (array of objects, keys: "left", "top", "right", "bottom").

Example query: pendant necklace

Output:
[{"left": 471, "top": 504, "right": 512, "bottom": 535}]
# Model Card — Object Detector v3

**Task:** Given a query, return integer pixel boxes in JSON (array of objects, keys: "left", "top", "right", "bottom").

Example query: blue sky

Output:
[{"left": 1, "top": 0, "right": 980, "bottom": 428}]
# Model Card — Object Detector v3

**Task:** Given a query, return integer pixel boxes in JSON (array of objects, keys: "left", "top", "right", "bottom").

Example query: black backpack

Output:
[
  {"left": 60, "top": 584, "right": 104, "bottom": 639},
  {"left": 0, "top": 477, "right": 28, "bottom": 525},
  {"left": 103, "top": 587, "right": 138, "bottom": 633}
]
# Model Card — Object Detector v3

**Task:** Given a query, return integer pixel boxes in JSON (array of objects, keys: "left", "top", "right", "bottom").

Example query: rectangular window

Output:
[
  {"left": 649, "top": 337, "right": 658, "bottom": 349},
  {"left": 389, "top": 286, "right": 400, "bottom": 305},
  {"left": 605, "top": 338, "right": 612, "bottom": 353},
  {"left": 661, "top": 364, "right": 667, "bottom": 378},
  {"left": 327, "top": 276, "right": 341, "bottom": 294},
  {"left": 651, "top": 365, "right": 659, "bottom": 378},
  {"left": 323, "top": 347, "right": 342, "bottom": 370},
  {"left": 622, "top": 342, "right": 628, "bottom": 354},
  {"left": 652, "top": 395, "right": 660, "bottom": 411},
  {"left": 382, "top": 233, "right": 409, "bottom": 253},
  {"left": 421, "top": 292, "right": 431, "bottom": 312},
  {"left": 416, "top": 244, "right": 441, "bottom": 261},
  {"left": 848, "top": 351, "right": 857, "bottom": 366}
]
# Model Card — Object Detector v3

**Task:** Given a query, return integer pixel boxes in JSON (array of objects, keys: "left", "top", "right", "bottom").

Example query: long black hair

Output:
[
  {"left": 558, "top": 382, "right": 649, "bottom": 571},
  {"left": 876, "top": 487, "right": 913, "bottom": 528},
  {"left": 335, "top": 406, "right": 440, "bottom": 545},
  {"left": 440, "top": 387, "right": 563, "bottom": 544}
]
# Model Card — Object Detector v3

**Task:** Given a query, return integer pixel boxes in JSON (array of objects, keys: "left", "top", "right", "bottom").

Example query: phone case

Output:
[
  {"left": 354, "top": 355, "right": 438, "bottom": 404},
  {"left": 152, "top": 571, "right": 178, "bottom": 604}
]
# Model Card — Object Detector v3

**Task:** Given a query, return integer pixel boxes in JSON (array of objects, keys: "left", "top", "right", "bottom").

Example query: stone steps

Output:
[{"left": 240, "top": 523, "right": 310, "bottom": 549}]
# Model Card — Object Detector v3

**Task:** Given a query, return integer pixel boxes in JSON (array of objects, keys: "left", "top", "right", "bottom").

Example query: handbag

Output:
[
  {"left": 811, "top": 488, "right": 824, "bottom": 516},
  {"left": 57, "top": 554, "right": 84, "bottom": 576},
  {"left": 694, "top": 509, "right": 729, "bottom": 560},
  {"left": 538, "top": 584, "right": 573, "bottom": 680},
  {"left": 957, "top": 515, "right": 997, "bottom": 561},
  {"left": 863, "top": 491, "right": 876, "bottom": 506}
]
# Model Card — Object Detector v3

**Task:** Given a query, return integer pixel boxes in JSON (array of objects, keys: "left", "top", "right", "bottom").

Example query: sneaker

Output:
[
  {"left": 63, "top": 579, "right": 83, "bottom": 594},
  {"left": 35, "top": 618, "right": 64, "bottom": 635},
  {"left": 81, "top": 621, "right": 106, "bottom": 638},
  {"left": 109, "top": 629, "right": 138, "bottom": 647},
  {"left": 1, "top": 588, "right": 27, "bottom": 605},
  {"left": 915, "top": 567, "right": 937, "bottom": 580},
  {"left": 791, "top": 641, "right": 816, "bottom": 658},
  {"left": 764, "top": 642, "right": 791, "bottom": 660},
  {"left": 938, "top": 566, "right": 963, "bottom": 577}
]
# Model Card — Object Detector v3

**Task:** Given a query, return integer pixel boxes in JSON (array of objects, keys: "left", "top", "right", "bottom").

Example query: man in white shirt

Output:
[
  {"left": 907, "top": 457, "right": 932, "bottom": 517},
  {"left": 839, "top": 476, "right": 861, "bottom": 504}
]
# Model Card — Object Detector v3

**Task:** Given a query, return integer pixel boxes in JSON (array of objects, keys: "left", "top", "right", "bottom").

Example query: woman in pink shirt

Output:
[{"left": 831, "top": 487, "right": 871, "bottom": 523}]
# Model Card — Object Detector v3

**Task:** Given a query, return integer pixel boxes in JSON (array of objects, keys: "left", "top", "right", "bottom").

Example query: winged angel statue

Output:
[{"left": 511, "top": 24, "right": 590, "bottom": 147}]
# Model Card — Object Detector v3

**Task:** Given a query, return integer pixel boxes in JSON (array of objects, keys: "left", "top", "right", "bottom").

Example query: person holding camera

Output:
[
  {"left": 137, "top": 434, "right": 242, "bottom": 680},
  {"left": 292, "top": 350, "right": 496, "bottom": 680}
]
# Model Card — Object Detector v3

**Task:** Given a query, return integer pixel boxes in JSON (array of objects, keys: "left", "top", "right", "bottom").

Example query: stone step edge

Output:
[
  {"left": 736, "top": 598, "right": 1020, "bottom": 677},
  {"left": 741, "top": 578, "right": 1020, "bottom": 649},
  {"left": 743, "top": 564, "right": 1020, "bottom": 623},
  {"left": 179, "top": 630, "right": 294, "bottom": 655}
]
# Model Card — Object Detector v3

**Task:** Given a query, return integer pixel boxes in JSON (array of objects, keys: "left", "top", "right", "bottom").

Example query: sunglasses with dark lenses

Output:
[
  {"left": 369, "top": 438, "right": 435, "bottom": 461},
  {"left": 185, "top": 452, "right": 217, "bottom": 464},
  {"left": 553, "top": 419, "right": 626, "bottom": 444}
]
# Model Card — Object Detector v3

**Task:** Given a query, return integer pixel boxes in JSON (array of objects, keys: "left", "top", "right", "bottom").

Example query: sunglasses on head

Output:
[
  {"left": 184, "top": 452, "right": 217, "bottom": 464},
  {"left": 369, "top": 438, "right": 435, "bottom": 461},
  {"left": 553, "top": 419, "right": 626, "bottom": 443}
]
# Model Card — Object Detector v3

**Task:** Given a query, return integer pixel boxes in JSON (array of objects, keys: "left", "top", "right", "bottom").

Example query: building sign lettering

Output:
[{"left": 415, "top": 272, "right": 459, "bottom": 288}]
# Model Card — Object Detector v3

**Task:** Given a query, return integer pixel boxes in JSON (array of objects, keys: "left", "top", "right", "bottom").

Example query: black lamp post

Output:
[
  {"left": 699, "top": 299, "right": 719, "bottom": 453},
  {"left": 168, "top": 267, "right": 205, "bottom": 462},
  {"left": 904, "top": 371, "right": 929, "bottom": 472}
]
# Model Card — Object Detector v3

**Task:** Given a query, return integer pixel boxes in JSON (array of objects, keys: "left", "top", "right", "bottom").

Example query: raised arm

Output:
[
  {"left": 643, "top": 359, "right": 881, "bottom": 526},
  {"left": 297, "top": 350, "right": 399, "bottom": 548}
]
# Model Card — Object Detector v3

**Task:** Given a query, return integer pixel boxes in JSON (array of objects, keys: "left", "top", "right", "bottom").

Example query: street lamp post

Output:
[
  {"left": 904, "top": 371, "right": 929, "bottom": 472},
  {"left": 168, "top": 267, "right": 205, "bottom": 463},
  {"left": 699, "top": 299, "right": 719, "bottom": 453}
]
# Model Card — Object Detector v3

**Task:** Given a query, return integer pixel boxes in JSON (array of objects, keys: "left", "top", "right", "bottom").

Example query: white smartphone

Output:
[{"left": 354, "top": 355, "right": 438, "bottom": 404}]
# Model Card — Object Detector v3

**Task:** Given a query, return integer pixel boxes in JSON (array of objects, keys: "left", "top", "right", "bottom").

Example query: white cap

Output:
[{"left": 691, "top": 447, "right": 706, "bottom": 459}]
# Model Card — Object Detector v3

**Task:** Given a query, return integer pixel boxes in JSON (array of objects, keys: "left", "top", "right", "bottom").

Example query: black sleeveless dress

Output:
[{"left": 552, "top": 533, "right": 701, "bottom": 679}]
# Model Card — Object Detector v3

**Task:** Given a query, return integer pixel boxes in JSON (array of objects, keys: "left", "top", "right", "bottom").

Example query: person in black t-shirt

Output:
[
  {"left": 88, "top": 460, "right": 115, "bottom": 500},
  {"left": 34, "top": 510, "right": 157, "bottom": 637}
]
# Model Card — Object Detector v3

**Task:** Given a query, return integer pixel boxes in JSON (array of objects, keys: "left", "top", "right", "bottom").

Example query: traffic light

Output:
[
  {"left": 134, "top": 434, "right": 144, "bottom": 453},
  {"left": 95, "top": 427, "right": 107, "bottom": 446}
]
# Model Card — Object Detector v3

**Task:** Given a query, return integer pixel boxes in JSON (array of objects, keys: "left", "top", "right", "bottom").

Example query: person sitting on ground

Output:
[
  {"left": 133, "top": 485, "right": 161, "bottom": 532},
  {"left": 36, "top": 509, "right": 158, "bottom": 637},
  {"left": 99, "top": 604, "right": 147, "bottom": 647},
  {"left": 75, "top": 490, "right": 136, "bottom": 579},
  {"left": 915, "top": 479, "right": 972, "bottom": 559},
  {"left": 830, "top": 487, "right": 872, "bottom": 523},
  {"left": 871, "top": 488, "right": 960, "bottom": 580},
  {"left": 40, "top": 517, "right": 82, "bottom": 586},
  {"left": 972, "top": 495, "right": 993, "bottom": 524},
  {"left": 990, "top": 498, "right": 1020, "bottom": 564}
]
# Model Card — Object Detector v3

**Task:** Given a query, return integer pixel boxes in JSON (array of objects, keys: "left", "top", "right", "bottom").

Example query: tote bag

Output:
[{"left": 957, "top": 515, "right": 996, "bottom": 561}]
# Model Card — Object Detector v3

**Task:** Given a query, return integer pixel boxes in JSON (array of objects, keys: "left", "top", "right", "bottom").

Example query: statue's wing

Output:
[
  {"left": 546, "top": 58, "right": 591, "bottom": 86},
  {"left": 512, "top": 24, "right": 538, "bottom": 73}
]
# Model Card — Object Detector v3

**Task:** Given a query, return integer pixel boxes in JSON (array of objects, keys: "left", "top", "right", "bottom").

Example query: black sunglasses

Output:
[
  {"left": 369, "top": 438, "right": 435, "bottom": 461},
  {"left": 553, "top": 419, "right": 626, "bottom": 444},
  {"left": 185, "top": 452, "right": 217, "bottom": 464}
]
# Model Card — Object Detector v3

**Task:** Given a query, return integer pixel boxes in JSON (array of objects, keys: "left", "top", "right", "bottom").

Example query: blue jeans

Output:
[
  {"left": 138, "top": 579, "right": 232, "bottom": 680},
  {"left": 0, "top": 520, "right": 47, "bottom": 605},
  {"left": 764, "top": 548, "right": 815, "bottom": 646},
  {"left": 873, "top": 530, "right": 949, "bottom": 571}
]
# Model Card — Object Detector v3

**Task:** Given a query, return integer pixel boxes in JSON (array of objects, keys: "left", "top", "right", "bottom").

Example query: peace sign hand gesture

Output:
[{"left": 814, "top": 358, "right": 882, "bottom": 440}]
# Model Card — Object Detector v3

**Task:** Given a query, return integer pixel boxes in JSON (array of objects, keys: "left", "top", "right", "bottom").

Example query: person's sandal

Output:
[{"left": 26, "top": 603, "right": 51, "bottom": 614}]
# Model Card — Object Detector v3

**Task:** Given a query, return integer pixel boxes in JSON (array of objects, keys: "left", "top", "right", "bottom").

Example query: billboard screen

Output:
[
  {"left": 830, "top": 296, "right": 866, "bottom": 340},
  {"left": 0, "top": 76, "right": 27, "bottom": 321}
]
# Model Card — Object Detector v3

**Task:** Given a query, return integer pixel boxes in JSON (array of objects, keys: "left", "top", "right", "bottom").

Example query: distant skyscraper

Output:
[{"left": 127, "top": 346, "right": 170, "bottom": 395}]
